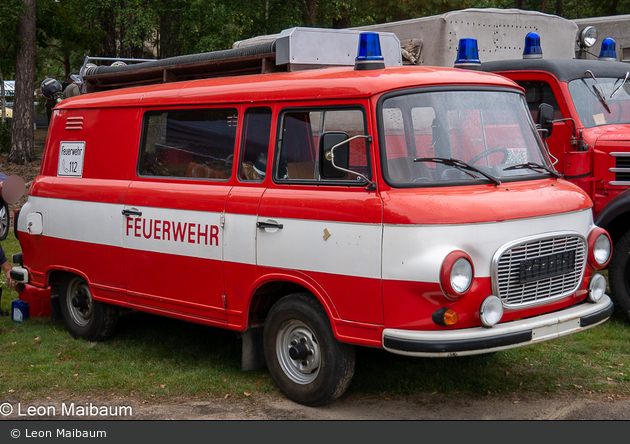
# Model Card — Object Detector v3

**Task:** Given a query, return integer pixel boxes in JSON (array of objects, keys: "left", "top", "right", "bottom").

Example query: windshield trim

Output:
[{"left": 376, "top": 86, "right": 554, "bottom": 189}]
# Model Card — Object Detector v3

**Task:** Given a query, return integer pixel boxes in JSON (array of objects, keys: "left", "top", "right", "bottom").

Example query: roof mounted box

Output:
[{"left": 273, "top": 27, "right": 402, "bottom": 70}]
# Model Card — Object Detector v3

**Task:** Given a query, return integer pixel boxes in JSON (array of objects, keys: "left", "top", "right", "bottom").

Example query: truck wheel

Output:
[
  {"left": 263, "top": 293, "right": 355, "bottom": 406},
  {"left": 59, "top": 274, "right": 119, "bottom": 341},
  {"left": 0, "top": 200, "right": 9, "bottom": 241},
  {"left": 608, "top": 231, "right": 630, "bottom": 322}
]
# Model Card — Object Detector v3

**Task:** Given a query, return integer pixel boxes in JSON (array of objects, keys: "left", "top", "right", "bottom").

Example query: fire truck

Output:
[
  {"left": 11, "top": 27, "right": 613, "bottom": 406},
  {"left": 354, "top": 8, "right": 630, "bottom": 322}
]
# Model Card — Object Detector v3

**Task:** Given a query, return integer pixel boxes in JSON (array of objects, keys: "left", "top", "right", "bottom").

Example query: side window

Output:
[
  {"left": 239, "top": 107, "right": 272, "bottom": 182},
  {"left": 139, "top": 108, "right": 238, "bottom": 179},
  {"left": 517, "top": 81, "right": 563, "bottom": 121},
  {"left": 275, "top": 108, "right": 370, "bottom": 182}
]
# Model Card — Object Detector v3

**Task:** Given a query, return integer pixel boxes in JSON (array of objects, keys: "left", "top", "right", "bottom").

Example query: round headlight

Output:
[
  {"left": 440, "top": 251, "right": 475, "bottom": 299},
  {"left": 588, "top": 273, "right": 607, "bottom": 302},
  {"left": 588, "top": 229, "right": 612, "bottom": 270},
  {"left": 480, "top": 295, "right": 503, "bottom": 327},
  {"left": 594, "top": 234, "right": 611, "bottom": 265},
  {"left": 578, "top": 26, "right": 598, "bottom": 49},
  {"left": 451, "top": 257, "right": 473, "bottom": 293}
]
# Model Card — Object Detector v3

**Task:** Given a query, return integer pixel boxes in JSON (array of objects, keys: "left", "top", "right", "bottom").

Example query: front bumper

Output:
[
  {"left": 10, "top": 265, "right": 29, "bottom": 284},
  {"left": 383, "top": 295, "right": 614, "bottom": 357}
]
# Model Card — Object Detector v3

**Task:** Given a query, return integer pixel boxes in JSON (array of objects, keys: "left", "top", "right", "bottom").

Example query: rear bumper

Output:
[{"left": 382, "top": 295, "right": 614, "bottom": 357}]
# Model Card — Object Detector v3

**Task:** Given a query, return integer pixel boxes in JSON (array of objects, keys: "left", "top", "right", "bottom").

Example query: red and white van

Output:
[{"left": 12, "top": 31, "right": 614, "bottom": 406}]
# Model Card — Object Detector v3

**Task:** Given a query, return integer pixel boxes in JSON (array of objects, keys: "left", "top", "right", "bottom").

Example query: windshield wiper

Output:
[
  {"left": 611, "top": 71, "right": 629, "bottom": 99},
  {"left": 585, "top": 70, "right": 611, "bottom": 113},
  {"left": 504, "top": 162, "right": 560, "bottom": 178},
  {"left": 414, "top": 157, "right": 501, "bottom": 185}
]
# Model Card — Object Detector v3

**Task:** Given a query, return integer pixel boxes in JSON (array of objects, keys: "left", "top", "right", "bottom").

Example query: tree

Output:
[{"left": 10, "top": 0, "right": 37, "bottom": 165}]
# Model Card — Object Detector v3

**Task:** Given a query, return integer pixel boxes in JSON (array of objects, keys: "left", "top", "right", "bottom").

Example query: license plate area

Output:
[{"left": 519, "top": 250, "right": 576, "bottom": 284}]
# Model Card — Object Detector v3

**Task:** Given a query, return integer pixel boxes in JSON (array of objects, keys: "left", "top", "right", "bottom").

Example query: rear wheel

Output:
[
  {"left": 263, "top": 293, "right": 355, "bottom": 406},
  {"left": 608, "top": 231, "right": 630, "bottom": 322},
  {"left": 59, "top": 274, "right": 119, "bottom": 341}
]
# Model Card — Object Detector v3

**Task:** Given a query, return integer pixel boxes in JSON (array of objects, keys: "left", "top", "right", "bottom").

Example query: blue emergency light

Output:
[
  {"left": 523, "top": 32, "right": 543, "bottom": 59},
  {"left": 355, "top": 32, "right": 385, "bottom": 70},
  {"left": 599, "top": 38, "right": 617, "bottom": 61},
  {"left": 454, "top": 38, "right": 481, "bottom": 70}
]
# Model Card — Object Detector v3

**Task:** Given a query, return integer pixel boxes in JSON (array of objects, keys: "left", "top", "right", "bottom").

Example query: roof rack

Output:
[{"left": 79, "top": 27, "right": 402, "bottom": 93}]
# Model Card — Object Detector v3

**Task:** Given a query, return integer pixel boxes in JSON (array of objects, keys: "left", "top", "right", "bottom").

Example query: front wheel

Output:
[
  {"left": 608, "top": 231, "right": 630, "bottom": 322},
  {"left": 263, "top": 293, "right": 355, "bottom": 406},
  {"left": 59, "top": 274, "right": 119, "bottom": 341}
]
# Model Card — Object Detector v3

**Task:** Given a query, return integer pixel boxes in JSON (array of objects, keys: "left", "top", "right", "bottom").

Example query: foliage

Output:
[
  {"left": 6, "top": 0, "right": 630, "bottom": 84},
  {"left": 0, "top": 0, "right": 23, "bottom": 78}
]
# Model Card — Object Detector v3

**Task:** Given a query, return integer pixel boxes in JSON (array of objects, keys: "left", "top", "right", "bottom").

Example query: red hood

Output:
[
  {"left": 381, "top": 178, "right": 592, "bottom": 225},
  {"left": 585, "top": 125, "right": 630, "bottom": 148}
]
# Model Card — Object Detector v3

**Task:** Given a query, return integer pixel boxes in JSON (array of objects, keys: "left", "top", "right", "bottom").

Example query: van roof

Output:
[{"left": 56, "top": 65, "right": 518, "bottom": 110}]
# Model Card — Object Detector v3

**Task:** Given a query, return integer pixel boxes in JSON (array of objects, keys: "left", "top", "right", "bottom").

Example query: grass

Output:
[{"left": 1, "top": 232, "right": 629, "bottom": 403}]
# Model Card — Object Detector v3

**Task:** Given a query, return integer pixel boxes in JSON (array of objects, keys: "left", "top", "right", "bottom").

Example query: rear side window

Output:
[
  {"left": 274, "top": 108, "right": 370, "bottom": 183},
  {"left": 139, "top": 108, "right": 238, "bottom": 179}
]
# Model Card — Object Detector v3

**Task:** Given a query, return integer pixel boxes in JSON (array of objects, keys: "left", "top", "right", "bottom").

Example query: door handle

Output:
[
  {"left": 122, "top": 209, "right": 143, "bottom": 217},
  {"left": 257, "top": 221, "right": 283, "bottom": 230}
]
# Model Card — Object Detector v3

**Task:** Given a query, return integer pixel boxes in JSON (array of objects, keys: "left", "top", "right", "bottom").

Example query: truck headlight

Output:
[
  {"left": 587, "top": 228, "right": 611, "bottom": 269},
  {"left": 480, "top": 295, "right": 503, "bottom": 327},
  {"left": 440, "top": 251, "right": 474, "bottom": 299}
]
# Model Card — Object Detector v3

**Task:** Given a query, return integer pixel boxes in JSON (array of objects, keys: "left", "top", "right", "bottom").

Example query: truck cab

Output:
[{"left": 483, "top": 56, "right": 630, "bottom": 322}]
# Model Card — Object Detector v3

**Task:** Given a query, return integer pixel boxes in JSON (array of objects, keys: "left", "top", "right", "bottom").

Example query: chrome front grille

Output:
[{"left": 493, "top": 233, "right": 586, "bottom": 308}]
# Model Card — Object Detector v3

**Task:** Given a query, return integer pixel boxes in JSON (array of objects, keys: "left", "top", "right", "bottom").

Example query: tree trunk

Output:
[
  {"left": 515, "top": 0, "right": 527, "bottom": 9},
  {"left": 10, "top": 0, "right": 36, "bottom": 165},
  {"left": 332, "top": 4, "right": 350, "bottom": 29},
  {"left": 1, "top": 67, "right": 6, "bottom": 124},
  {"left": 302, "top": 0, "right": 317, "bottom": 27},
  {"left": 555, "top": 0, "right": 562, "bottom": 16},
  {"left": 540, "top": 0, "right": 547, "bottom": 13}
]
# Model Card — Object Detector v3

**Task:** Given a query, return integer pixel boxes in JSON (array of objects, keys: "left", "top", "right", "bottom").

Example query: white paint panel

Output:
[
  {"left": 122, "top": 206, "right": 222, "bottom": 260},
  {"left": 223, "top": 213, "right": 257, "bottom": 265},
  {"left": 257, "top": 218, "right": 382, "bottom": 279},
  {"left": 21, "top": 196, "right": 124, "bottom": 247},
  {"left": 382, "top": 209, "right": 594, "bottom": 282},
  {"left": 22, "top": 197, "right": 253, "bottom": 266}
]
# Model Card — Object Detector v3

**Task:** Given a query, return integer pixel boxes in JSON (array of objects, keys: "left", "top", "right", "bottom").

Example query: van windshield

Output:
[
  {"left": 568, "top": 75, "right": 630, "bottom": 127},
  {"left": 380, "top": 89, "right": 552, "bottom": 186}
]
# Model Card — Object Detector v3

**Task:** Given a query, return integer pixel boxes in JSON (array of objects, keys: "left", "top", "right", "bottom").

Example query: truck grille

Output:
[
  {"left": 609, "top": 152, "right": 630, "bottom": 186},
  {"left": 493, "top": 233, "right": 586, "bottom": 308}
]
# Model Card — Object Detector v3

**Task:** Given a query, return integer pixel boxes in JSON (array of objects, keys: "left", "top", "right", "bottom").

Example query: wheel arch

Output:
[
  {"left": 595, "top": 189, "right": 630, "bottom": 246},
  {"left": 246, "top": 273, "right": 341, "bottom": 332}
]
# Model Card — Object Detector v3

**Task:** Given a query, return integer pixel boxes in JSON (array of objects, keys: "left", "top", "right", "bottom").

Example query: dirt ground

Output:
[{"left": 2, "top": 391, "right": 630, "bottom": 420}]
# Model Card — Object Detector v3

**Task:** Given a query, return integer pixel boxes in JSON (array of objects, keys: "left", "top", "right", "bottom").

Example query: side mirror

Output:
[
  {"left": 536, "top": 103, "right": 554, "bottom": 139},
  {"left": 320, "top": 132, "right": 350, "bottom": 179}
]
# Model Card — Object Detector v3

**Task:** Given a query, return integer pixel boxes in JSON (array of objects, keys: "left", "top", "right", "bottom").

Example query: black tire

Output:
[
  {"left": 59, "top": 274, "right": 119, "bottom": 341},
  {"left": 608, "top": 231, "right": 630, "bottom": 322},
  {"left": 263, "top": 293, "right": 355, "bottom": 406},
  {"left": 0, "top": 199, "right": 9, "bottom": 241}
]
